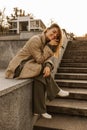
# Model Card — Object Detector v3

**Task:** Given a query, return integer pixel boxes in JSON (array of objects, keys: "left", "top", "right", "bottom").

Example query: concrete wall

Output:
[
  {"left": 0, "top": 39, "right": 33, "bottom": 130},
  {"left": 0, "top": 40, "right": 27, "bottom": 69},
  {"left": 0, "top": 35, "right": 20, "bottom": 40},
  {"left": 20, "top": 31, "right": 42, "bottom": 39},
  {"left": 0, "top": 31, "right": 42, "bottom": 40},
  {"left": 0, "top": 77, "right": 33, "bottom": 130}
]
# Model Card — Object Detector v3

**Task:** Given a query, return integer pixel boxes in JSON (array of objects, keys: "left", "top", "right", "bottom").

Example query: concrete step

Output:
[
  {"left": 65, "top": 48, "right": 87, "bottom": 52},
  {"left": 66, "top": 41, "right": 87, "bottom": 49},
  {"left": 66, "top": 46, "right": 87, "bottom": 50},
  {"left": 60, "top": 63, "right": 87, "bottom": 67},
  {"left": 63, "top": 54, "right": 87, "bottom": 59},
  {"left": 64, "top": 51, "right": 87, "bottom": 56},
  {"left": 55, "top": 79, "right": 87, "bottom": 88},
  {"left": 60, "top": 87, "right": 87, "bottom": 100},
  {"left": 33, "top": 114, "right": 87, "bottom": 130},
  {"left": 64, "top": 48, "right": 87, "bottom": 51},
  {"left": 33, "top": 40, "right": 87, "bottom": 130},
  {"left": 61, "top": 58, "right": 87, "bottom": 63},
  {"left": 63, "top": 55, "right": 87, "bottom": 59},
  {"left": 55, "top": 73, "right": 87, "bottom": 80},
  {"left": 46, "top": 98, "right": 87, "bottom": 116},
  {"left": 58, "top": 67, "right": 87, "bottom": 73}
]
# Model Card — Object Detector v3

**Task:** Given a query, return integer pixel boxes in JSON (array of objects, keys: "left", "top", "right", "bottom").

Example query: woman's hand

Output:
[
  {"left": 47, "top": 39, "right": 59, "bottom": 52},
  {"left": 49, "top": 39, "right": 59, "bottom": 46},
  {"left": 43, "top": 66, "right": 51, "bottom": 77}
]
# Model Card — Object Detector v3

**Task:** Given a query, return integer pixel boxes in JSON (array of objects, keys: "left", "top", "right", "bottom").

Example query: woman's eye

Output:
[{"left": 53, "top": 31, "right": 56, "bottom": 33}]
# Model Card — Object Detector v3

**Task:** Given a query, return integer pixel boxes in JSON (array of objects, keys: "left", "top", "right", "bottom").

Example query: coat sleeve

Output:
[
  {"left": 44, "top": 56, "right": 56, "bottom": 70},
  {"left": 27, "top": 36, "right": 54, "bottom": 64}
]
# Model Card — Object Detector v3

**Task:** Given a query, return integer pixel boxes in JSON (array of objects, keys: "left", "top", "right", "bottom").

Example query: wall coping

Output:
[{"left": 0, "top": 70, "right": 33, "bottom": 97}]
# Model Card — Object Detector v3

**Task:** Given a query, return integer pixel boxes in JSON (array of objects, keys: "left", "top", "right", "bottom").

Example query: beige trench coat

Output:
[{"left": 5, "top": 32, "right": 54, "bottom": 79}]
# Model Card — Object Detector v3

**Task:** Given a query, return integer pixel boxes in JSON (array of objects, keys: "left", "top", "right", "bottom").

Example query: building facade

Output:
[{"left": 9, "top": 16, "right": 46, "bottom": 34}]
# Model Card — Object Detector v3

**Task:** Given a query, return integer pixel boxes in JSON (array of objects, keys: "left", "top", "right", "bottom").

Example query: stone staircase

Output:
[{"left": 33, "top": 40, "right": 87, "bottom": 130}]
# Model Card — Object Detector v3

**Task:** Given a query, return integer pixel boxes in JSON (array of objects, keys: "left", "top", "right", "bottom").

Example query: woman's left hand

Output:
[{"left": 43, "top": 66, "right": 51, "bottom": 77}]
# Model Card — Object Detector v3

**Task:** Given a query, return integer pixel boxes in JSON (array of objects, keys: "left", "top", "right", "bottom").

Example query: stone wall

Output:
[
  {"left": 0, "top": 40, "right": 27, "bottom": 69},
  {"left": 0, "top": 39, "right": 33, "bottom": 130},
  {"left": 0, "top": 77, "right": 33, "bottom": 130},
  {"left": 20, "top": 31, "right": 42, "bottom": 39}
]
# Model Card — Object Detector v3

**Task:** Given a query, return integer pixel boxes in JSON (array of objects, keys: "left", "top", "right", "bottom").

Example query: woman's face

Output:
[{"left": 46, "top": 27, "right": 59, "bottom": 41}]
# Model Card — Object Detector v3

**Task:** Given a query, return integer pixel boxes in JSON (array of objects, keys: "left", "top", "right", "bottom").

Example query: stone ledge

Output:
[
  {"left": 0, "top": 69, "right": 33, "bottom": 130},
  {"left": 0, "top": 70, "right": 33, "bottom": 96}
]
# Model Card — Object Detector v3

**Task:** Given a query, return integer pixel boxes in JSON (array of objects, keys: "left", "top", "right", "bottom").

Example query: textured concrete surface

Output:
[
  {"left": 0, "top": 70, "right": 33, "bottom": 96},
  {"left": 34, "top": 114, "right": 87, "bottom": 130},
  {"left": 0, "top": 40, "right": 26, "bottom": 69},
  {"left": 0, "top": 70, "right": 33, "bottom": 130}
]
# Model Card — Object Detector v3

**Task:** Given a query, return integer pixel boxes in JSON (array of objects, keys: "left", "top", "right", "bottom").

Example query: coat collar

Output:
[{"left": 39, "top": 32, "right": 47, "bottom": 46}]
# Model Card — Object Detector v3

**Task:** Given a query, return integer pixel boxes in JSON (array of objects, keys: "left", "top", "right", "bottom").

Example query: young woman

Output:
[{"left": 5, "top": 23, "right": 69, "bottom": 119}]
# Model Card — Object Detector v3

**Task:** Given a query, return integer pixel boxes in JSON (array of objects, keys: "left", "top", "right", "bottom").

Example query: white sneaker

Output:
[
  {"left": 58, "top": 89, "right": 69, "bottom": 97},
  {"left": 41, "top": 113, "right": 52, "bottom": 119}
]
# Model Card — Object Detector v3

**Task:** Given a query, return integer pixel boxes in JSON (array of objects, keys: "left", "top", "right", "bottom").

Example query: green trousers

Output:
[{"left": 33, "top": 74, "right": 61, "bottom": 114}]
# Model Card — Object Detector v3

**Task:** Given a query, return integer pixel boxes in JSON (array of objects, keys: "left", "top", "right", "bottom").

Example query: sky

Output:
[{"left": 0, "top": 0, "right": 87, "bottom": 36}]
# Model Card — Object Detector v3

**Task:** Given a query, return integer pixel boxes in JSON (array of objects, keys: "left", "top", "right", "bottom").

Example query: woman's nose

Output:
[{"left": 54, "top": 34, "right": 57, "bottom": 38}]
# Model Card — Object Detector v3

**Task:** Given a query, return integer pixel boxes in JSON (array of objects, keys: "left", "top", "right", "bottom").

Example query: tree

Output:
[
  {"left": 14, "top": 7, "right": 19, "bottom": 17},
  {"left": 85, "top": 33, "right": 87, "bottom": 37},
  {"left": 0, "top": 8, "right": 5, "bottom": 32},
  {"left": 0, "top": 8, "right": 10, "bottom": 34}
]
